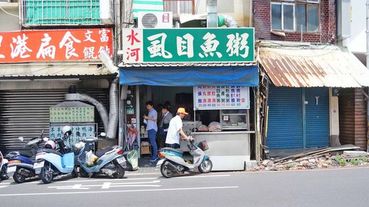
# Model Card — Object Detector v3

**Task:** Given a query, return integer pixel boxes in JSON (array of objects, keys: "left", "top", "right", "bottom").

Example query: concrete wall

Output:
[
  {"left": 0, "top": 3, "right": 20, "bottom": 31},
  {"left": 196, "top": 0, "right": 252, "bottom": 27},
  {"left": 0, "top": 79, "right": 110, "bottom": 90}
]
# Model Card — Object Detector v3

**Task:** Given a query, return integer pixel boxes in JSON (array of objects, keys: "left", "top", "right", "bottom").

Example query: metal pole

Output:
[
  {"left": 207, "top": 0, "right": 217, "bottom": 28},
  {"left": 367, "top": 0, "right": 369, "bottom": 70},
  {"left": 366, "top": 0, "right": 369, "bottom": 151}
]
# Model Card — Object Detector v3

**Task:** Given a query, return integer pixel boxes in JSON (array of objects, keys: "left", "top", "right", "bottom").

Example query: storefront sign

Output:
[
  {"left": 122, "top": 28, "right": 254, "bottom": 63},
  {"left": 194, "top": 86, "right": 250, "bottom": 110},
  {"left": 50, "top": 107, "right": 95, "bottom": 123},
  {"left": 0, "top": 28, "right": 113, "bottom": 63},
  {"left": 49, "top": 124, "right": 96, "bottom": 148}
]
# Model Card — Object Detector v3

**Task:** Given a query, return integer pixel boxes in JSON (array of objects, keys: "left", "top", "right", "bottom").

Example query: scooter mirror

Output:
[
  {"left": 100, "top": 132, "right": 106, "bottom": 137},
  {"left": 18, "top": 137, "right": 24, "bottom": 142}
]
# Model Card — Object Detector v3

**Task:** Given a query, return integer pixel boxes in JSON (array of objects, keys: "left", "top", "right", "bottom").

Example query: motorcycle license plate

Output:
[
  {"left": 33, "top": 161, "right": 44, "bottom": 169},
  {"left": 117, "top": 157, "right": 126, "bottom": 167},
  {"left": 7, "top": 166, "right": 16, "bottom": 173}
]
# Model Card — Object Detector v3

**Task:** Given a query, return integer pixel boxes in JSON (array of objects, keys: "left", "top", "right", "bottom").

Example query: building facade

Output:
[
  {"left": 254, "top": 0, "right": 369, "bottom": 151},
  {"left": 0, "top": 0, "right": 117, "bottom": 152}
]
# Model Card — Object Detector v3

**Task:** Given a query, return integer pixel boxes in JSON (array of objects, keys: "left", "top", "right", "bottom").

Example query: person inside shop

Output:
[
  {"left": 165, "top": 107, "right": 193, "bottom": 149},
  {"left": 158, "top": 104, "right": 173, "bottom": 149},
  {"left": 143, "top": 101, "right": 158, "bottom": 163}
]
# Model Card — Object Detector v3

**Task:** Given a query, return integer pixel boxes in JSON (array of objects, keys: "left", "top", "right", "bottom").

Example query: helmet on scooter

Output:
[
  {"left": 44, "top": 140, "right": 56, "bottom": 150},
  {"left": 62, "top": 125, "right": 72, "bottom": 137}
]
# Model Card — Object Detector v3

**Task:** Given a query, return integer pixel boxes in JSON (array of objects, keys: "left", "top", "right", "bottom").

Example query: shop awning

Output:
[
  {"left": 119, "top": 65, "right": 259, "bottom": 86},
  {"left": 258, "top": 41, "right": 369, "bottom": 88},
  {"left": 0, "top": 63, "right": 114, "bottom": 78}
]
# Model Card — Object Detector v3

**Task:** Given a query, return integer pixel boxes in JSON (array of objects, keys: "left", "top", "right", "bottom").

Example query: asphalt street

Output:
[{"left": 1, "top": 167, "right": 369, "bottom": 207}]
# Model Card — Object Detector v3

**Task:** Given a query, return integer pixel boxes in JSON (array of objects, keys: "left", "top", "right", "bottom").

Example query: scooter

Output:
[
  {"left": 74, "top": 134, "right": 126, "bottom": 178},
  {"left": 6, "top": 131, "right": 48, "bottom": 183},
  {"left": 157, "top": 139, "right": 213, "bottom": 178},
  {"left": 34, "top": 126, "right": 77, "bottom": 184},
  {"left": 0, "top": 151, "right": 9, "bottom": 180}
]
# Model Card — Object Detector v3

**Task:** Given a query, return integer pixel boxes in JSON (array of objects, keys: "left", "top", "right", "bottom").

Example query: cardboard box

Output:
[{"left": 140, "top": 141, "right": 151, "bottom": 155}]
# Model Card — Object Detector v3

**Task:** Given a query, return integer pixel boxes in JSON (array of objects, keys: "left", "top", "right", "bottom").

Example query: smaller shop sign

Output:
[
  {"left": 50, "top": 107, "right": 95, "bottom": 123},
  {"left": 122, "top": 28, "right": 255, "bottom": 63},
  {"left": 49, "top": 124, "right": 96, "bottom": 148},
  {"left": 0, "top": 28, "right": 113, "bottom": 63},
  {"left": 194, "top": 86, "right": 250, "bottom": 110}
]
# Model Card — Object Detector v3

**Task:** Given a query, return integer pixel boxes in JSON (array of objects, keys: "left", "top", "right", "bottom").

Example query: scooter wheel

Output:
[
  {"left": 113, "top": 161, "right": 125, "bottom": 179},
  {"left": 40, "top": 163, "right": 54, "bottom": 184},
  {"left": 13, "top": 168, "right": 26, "bottom": 183},
  {"left": 79, "top": 167, "right": 89, "bottom": 178},
  {"left": 198, "top": 159, "right": 213, "bottom": 173},
  {"left": 160, "top": 160, "right": 174, "bottom": 178}
]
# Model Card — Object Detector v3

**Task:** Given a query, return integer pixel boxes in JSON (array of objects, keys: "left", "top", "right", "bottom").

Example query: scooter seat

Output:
[
  {"left": 40, "top": 148, "right": 62, "bottom": 156},
  {"left": 20, "top": 151, "right": 33, "bottom": 158},
  {"left": 96, "top": 146, "right": 114, "bottom": 157},
  {"left": 161, "top": 147, "right": 183, "bottom": 155}
]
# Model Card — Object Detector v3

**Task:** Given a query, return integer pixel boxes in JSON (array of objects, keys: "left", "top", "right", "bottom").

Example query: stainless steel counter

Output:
[{"left": 181, "top": 131, "right": 254, "bottom": 171}]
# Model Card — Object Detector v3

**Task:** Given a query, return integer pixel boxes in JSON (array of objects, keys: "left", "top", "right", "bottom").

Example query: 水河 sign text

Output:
[{"left": 122, "top": 28, "right": 255, "bottom": 63}]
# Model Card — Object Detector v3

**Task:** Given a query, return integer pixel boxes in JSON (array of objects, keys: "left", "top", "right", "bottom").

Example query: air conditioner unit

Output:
[{"left": 137, "top": 12, "right": 173, "bottom": 28}]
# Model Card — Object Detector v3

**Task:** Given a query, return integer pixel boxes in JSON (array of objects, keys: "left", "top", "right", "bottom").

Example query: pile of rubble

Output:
[{"left": 254, "top": 148, "right": 369, "bottom": 171}]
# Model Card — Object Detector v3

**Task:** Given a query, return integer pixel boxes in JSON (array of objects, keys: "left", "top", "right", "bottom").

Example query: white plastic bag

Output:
[{"left": 85, "top": 150, "right": 98, "bottom": 167}]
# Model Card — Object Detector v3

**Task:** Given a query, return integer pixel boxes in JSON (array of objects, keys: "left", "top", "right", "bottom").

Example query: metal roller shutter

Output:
[
  {"left": 0, "top": 89, "right": 108, "bottom": 153},
  {"left": 305, "top": 88, "right": 329, "bottom": 148},
  {"left": 267, "top": 87, "right": 303, "bottom": 149}
]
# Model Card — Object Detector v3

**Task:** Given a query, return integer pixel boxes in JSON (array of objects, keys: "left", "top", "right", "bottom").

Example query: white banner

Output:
[{"left": 194, "top": 86, "right": 250, "bottom": 110}]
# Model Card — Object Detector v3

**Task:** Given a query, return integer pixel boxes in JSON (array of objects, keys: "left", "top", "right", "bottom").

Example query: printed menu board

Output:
[{"left": 194, "top": 86, "right": 250, "bottom": 110}]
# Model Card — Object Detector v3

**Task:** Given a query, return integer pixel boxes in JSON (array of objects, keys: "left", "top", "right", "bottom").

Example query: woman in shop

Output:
[{"left": 158, "top": 104, "right": 173, "bottom": 149}]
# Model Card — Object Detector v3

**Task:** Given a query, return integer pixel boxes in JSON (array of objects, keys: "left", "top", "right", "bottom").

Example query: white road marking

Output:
[
  {"left": 0, "top": 185, "right": 8, "bottom": 189},
  {"left": 101, "top": 182, "right": 111, "bottom": 189},
  {"left": 48, "top": 180, "right": 161, "bottom": 190},
  {"left": 177, "top": 174, "right": 231, "bottom": 179},
  {"left": 0, "top": 186, "right": 239, "bottom": 197},
  {"left": 56, "top": 177, "right": 158, "bottom": 183}
]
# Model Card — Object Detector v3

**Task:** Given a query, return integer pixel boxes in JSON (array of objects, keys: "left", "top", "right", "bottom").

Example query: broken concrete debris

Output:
[{"left": 254, "top": 145, "right": 369, "bottom": 171}]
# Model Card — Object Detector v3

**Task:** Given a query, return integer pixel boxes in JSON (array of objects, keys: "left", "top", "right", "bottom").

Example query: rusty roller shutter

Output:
[{"left": 0, "top": 89, "right": 108, "bottom": 153}]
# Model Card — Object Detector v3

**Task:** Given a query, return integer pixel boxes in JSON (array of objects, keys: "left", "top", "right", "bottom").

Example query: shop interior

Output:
[{"left": 124, "top": 85, "right": 256, "bottom": 167}]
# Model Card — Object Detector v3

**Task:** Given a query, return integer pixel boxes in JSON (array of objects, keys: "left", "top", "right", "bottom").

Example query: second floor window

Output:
[{"left": 271, "top": 0, "right": 320, "bottom": 32}]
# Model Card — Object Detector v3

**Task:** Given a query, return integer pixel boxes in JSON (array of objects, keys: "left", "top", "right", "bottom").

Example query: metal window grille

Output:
[
  {"left": 163, "top": 0, "right": 195, "bottom": 16},
  {"left": 21, "top": 0, "right": 101, "bottom": 26}
]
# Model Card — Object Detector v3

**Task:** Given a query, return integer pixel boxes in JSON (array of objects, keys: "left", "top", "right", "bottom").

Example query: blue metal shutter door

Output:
[
  {"left": 267, "top": 87, "right": 303, "bottom": 149},
  {"left": 305, "top": 88, "right": 329, "bottom": 147}
]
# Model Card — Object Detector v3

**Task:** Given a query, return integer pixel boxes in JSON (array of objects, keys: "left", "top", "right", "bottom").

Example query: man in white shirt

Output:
[{"left": 165, "top": 107, "right": 193, "bottom": 149}]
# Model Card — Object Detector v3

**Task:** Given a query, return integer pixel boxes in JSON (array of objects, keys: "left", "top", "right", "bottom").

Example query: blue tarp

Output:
[{"left": 119, "top": 66, "right": 259, "bottom": 86}]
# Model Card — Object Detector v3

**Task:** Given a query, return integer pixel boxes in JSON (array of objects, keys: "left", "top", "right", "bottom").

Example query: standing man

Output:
[
  {"left": 158, "top": 105, "right": 173, "bottom": 149},
  {"left": 143, "top": 101, "right": 158, "bottom": 162},
  {"left": 165, "top": 107, "right": 193, "bottom": 149}
]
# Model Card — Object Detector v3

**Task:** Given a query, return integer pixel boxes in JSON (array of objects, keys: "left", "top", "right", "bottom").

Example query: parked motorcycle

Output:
[
  {"left": 74, "top": 134, "right": 126, "bottom": 178},
  {"left": 34, "top": 126, "right": 77, "bottom": 184},
  {"left": 0, "top": 151, "right": 9, "bottom": 180},
  {"left": 6, "top": 131, "right": 48, "bottom": 183},
  {"left": 157, "top": 139, "right": 213, "bottom": 178}
]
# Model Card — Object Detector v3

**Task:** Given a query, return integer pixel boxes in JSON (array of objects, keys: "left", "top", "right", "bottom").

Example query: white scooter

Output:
[
  {"left": 157, "top": 140, "right": 213, "bottom": 178},
  {"left": 0, "top": 151, "right": 9, "bottom": 180}
]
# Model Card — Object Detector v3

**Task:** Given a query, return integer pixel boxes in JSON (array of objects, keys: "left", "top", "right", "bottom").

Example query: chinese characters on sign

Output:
[
  {"left": 194, "top": 86, "right": 250, "bottom": 110},
  {"left": 0, "top": 28, "right": 113, "bottom": 63},
  {"left": 122, "top": 28, "right": 254, "bottom": 63}
]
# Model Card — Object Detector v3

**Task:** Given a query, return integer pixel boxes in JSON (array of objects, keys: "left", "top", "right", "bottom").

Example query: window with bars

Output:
[
  {"left": 22, "top": 0, "right": 101, "bottom": 25},
  {"left": 271, "top": 0, "right": 320, "bottom": 32}
]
